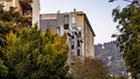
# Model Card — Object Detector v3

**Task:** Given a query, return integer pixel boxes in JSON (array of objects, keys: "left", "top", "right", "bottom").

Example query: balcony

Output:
[
  {"left": 23, "top": 10, "right": 32, "bottom": 19},
  {"left": 19, "top": 0, "right": 32, "bottom": 3}
]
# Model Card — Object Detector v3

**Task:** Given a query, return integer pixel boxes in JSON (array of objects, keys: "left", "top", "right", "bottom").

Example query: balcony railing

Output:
[{"left": 19, "top": 0, "right": 32, "bottom": 3}]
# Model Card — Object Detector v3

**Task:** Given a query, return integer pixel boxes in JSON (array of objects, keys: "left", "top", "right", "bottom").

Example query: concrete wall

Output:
[
  {"left": 32, "top": 0, "right": 40, "bottom": 27},
  {"left": 76, "top": 15, "right": 85, "bottom": 57},
  {"left": 13, "top": 0, "right": 23, "bottom": 15},
  {"left": 59, "top": 25, "right": 65, "bottom": 36},
  {"left": 57, "top": 13, "right": 64, "bottom": 27},
  {"left": 84, "top": 21, "right": 90, "bottom": 57},
  {"left": 89, "top": 29, "right": 94, "bottom": 58},
  {"left": 70, "top": 11, "right": 95, "bottom": 58}
]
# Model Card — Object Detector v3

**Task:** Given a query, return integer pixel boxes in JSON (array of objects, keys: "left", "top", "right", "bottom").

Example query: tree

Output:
[
  {"left": 0, "top": 59, "right": 8, "bottom": 77},
  {"left": 1, "top": 25, "right": 69, "bottom": 79},
  {"left": 69, "top": 57, "right": 111, "bottom": 79},
  {"left": 0, "top": 3, "right": 29, "bottom": 58},
  {"left": 117, "top": 75, "right": 127, "bottom": 79},
  {"left": 112, "top": 1, "right": 140, "bottom": 78}
]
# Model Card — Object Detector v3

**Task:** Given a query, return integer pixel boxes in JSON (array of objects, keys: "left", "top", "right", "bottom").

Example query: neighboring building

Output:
[
  {"left": 0, "top": 0, "right": 40, "bottom": 27},
  {"left": 40, "top": 9, "right": 95, "bottom": 61},
  {"left": 40, "top": 12, "right": 84, "bottom": 62},
  {"left": 70, "top": 10, "right": 95, "bottom": 58}
]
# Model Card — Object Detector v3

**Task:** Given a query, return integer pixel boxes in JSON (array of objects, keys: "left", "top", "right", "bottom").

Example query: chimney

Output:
[
  {"left": 74, "top": 9, "right": 76, "bottom": 14},
  {"left": 57, "top": 10, "right": 60, "bottom": 14},
  {"left": 74, "top": 9, "right": 76, "bottom": 12}
]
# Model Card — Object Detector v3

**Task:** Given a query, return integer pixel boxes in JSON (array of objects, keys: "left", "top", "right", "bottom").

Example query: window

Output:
[
  {"left": 72, "top": 16, "right": 76, "bottom": 24},
  {"left": 72, "top": 16, "right": 76, "bottom": 29},
  {"left": 71, "top": 45, "right": 74, "bottom": 49},
  {"left": 72, "top": 24, "right": 76, "bottom": 29},
  {"left": 64, "top": 15, "right": 69, "bottom": 24},
  {"left": 77, "top": 50, "right": 80, "bottom": 56},
  {"left": 64, "top": 15, "right": 69, "bottom": 29},
  {"left": 79, "top": 32, "right": 81, "bottom": 36},
  {"left": 64, "top": 24, "right": 69, "bottom": 29},
  {"left": 72, "top": 35, "right": 74, "bottom": 39},
  {"left": 77, "top": 40, "right": 80, "bottom": 47}
]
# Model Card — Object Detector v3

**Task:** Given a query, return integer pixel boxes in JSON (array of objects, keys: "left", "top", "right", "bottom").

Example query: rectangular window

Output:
[
  {"left": 71, "top": 45, "right": 74, "bottom": 49},
  {"left": 64, "top": 24, "right": 69, "bottom": 29},
  {"left": 64, "top": 15, "right": 69, "bottom": 29},
  {"left": 64, "top": 15, "right": 69, "bottom": 24},
  {"left": 72, "top": 24, "right": 76, "bottom": 29},
  {"left": 72, "top": 16, "right": 76, "bottom": 24},
  {"left": 72, "top": 35, "right": 74, "bottom": 39},
  {"left": 77, "top": 40, "right": 80, "bottom": 47},
  {"left": 77, "top": 50, "right": 80, "bottom": 56},
  {"left": 79, "top": 32, "right": 81, "bottom": 36},
  {"left": 72, "top": 16, "right": 76, "bottom": 29}
]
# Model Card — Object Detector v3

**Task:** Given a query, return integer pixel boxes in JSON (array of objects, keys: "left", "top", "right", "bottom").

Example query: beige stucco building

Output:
[
  {"left": 70, "top": 10, "right": 95, "bottom": 58},
  {"left": 0, "top": 0, "right": 40, "bottom": 27},
  {"left": 40, "top": 10, "right": 95, "bottom": 59}
]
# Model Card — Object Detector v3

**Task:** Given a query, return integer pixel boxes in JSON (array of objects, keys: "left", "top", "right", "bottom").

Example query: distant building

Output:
[
  {"left": 70, "top": 10, "right": 95, "bottom": 58},
  {"left": 0, "top": 0, "right": 40, "bottom": 27},
  {"left": 40, "top": 9, "right": 95, "bottom": 61}
]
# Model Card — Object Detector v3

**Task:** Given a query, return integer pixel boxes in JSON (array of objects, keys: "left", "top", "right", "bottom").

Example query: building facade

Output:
[
  {"left": 40, "top": 10, "right": 95, "bottom": 61},
  {"left": 70, "top": 10, "right": 95, "bottom": 58},
  {"left": 40, "top": 12, "right": 84, "bottom": 63},
  {"left": 0, "top": 0, "right": 40, "bottom": 27}
]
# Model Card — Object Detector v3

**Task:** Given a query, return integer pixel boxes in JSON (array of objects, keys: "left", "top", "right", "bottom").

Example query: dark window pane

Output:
[
  {"left": 79, "top": 32, "right": 81, "bottom": 36},
  {"left": 77, "top": 40, "right": 80, "bottom": 47},
  {"left": 71, "top": 45, "right": 74, "bottom": 49},
  {"left": 72, "top": 35, "right": 74, "bottom": 39},
  {"left": 64, "top": 24, "right": 69, "bottom": 29},
  {"left": 77, "top": 50, "right": 80, "bottom": 56}
]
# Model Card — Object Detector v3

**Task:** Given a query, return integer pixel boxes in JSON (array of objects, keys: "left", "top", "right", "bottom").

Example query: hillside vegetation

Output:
[{"left": 95, "top": 41, "right": 128, "bottom": 77}]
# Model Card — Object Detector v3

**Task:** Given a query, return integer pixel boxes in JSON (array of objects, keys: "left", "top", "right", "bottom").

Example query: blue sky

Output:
[{"left": 40, "top": 0, "right": 130, "bottom": 44}]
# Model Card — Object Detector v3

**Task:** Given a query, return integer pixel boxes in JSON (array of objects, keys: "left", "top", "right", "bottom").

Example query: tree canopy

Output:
[
  {"left": 0, "top": 25, "right": 69, "bottom": 79},
  {"left": 69, "top": 57, "right": 111, "bottom": 79},
  {"left": 112, "top": 1, "right": 140, "bottom": 78},
  {"left": 0, "top": 3, "right": 29, "bottom": 58}
]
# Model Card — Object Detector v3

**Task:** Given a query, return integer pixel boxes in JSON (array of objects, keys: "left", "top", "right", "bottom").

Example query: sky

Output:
[{"left": 40, "top": 0, "right": 130, "bottom": 44}]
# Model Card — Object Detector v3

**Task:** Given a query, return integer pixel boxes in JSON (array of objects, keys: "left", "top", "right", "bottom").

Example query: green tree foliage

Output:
[
  {"left": 69, "top": 57, "right": 111, "bottom": 79},
  {"left": 1, "top": 25, "right": 69, "bottom": 79},
  {"left": 116, "top": 75, "right": 127, "bottom": 79},
  {"left": 0, "top": 59, "right": 8, "bottom": 77},
  {"left": 0, "top": 3, "right": 29, "bottom": 59},
  {"left": 112, "top": 1, "right": 140, "bottom": 78},
  {"left": 95, "top": 41, "right": 127, "bottom": 77},
  {"left": 110, "top": 75, "right": 126, "bottom": 79}
]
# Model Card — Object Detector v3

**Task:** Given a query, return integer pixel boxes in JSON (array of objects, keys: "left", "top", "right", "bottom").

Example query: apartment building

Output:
[
  {"left": 40, "top": 12, "right": 84, "bottom": 62},
  {"left": 0, "top": 0, "right": 40, "bottom": 27},
  {"left": 40, "top": 10, "right": 95, "bottom": 61},
  {"left": 70, "top": 10, "right": 95, "bottom": 58}
]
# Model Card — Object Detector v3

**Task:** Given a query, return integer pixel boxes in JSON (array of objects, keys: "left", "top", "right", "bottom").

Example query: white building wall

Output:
[
  {"left": 59, "top": 25, "right": 65, "bottom": 36},
  {"left": 32, "top": 0, "right": 40, "bottom": 27}
]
